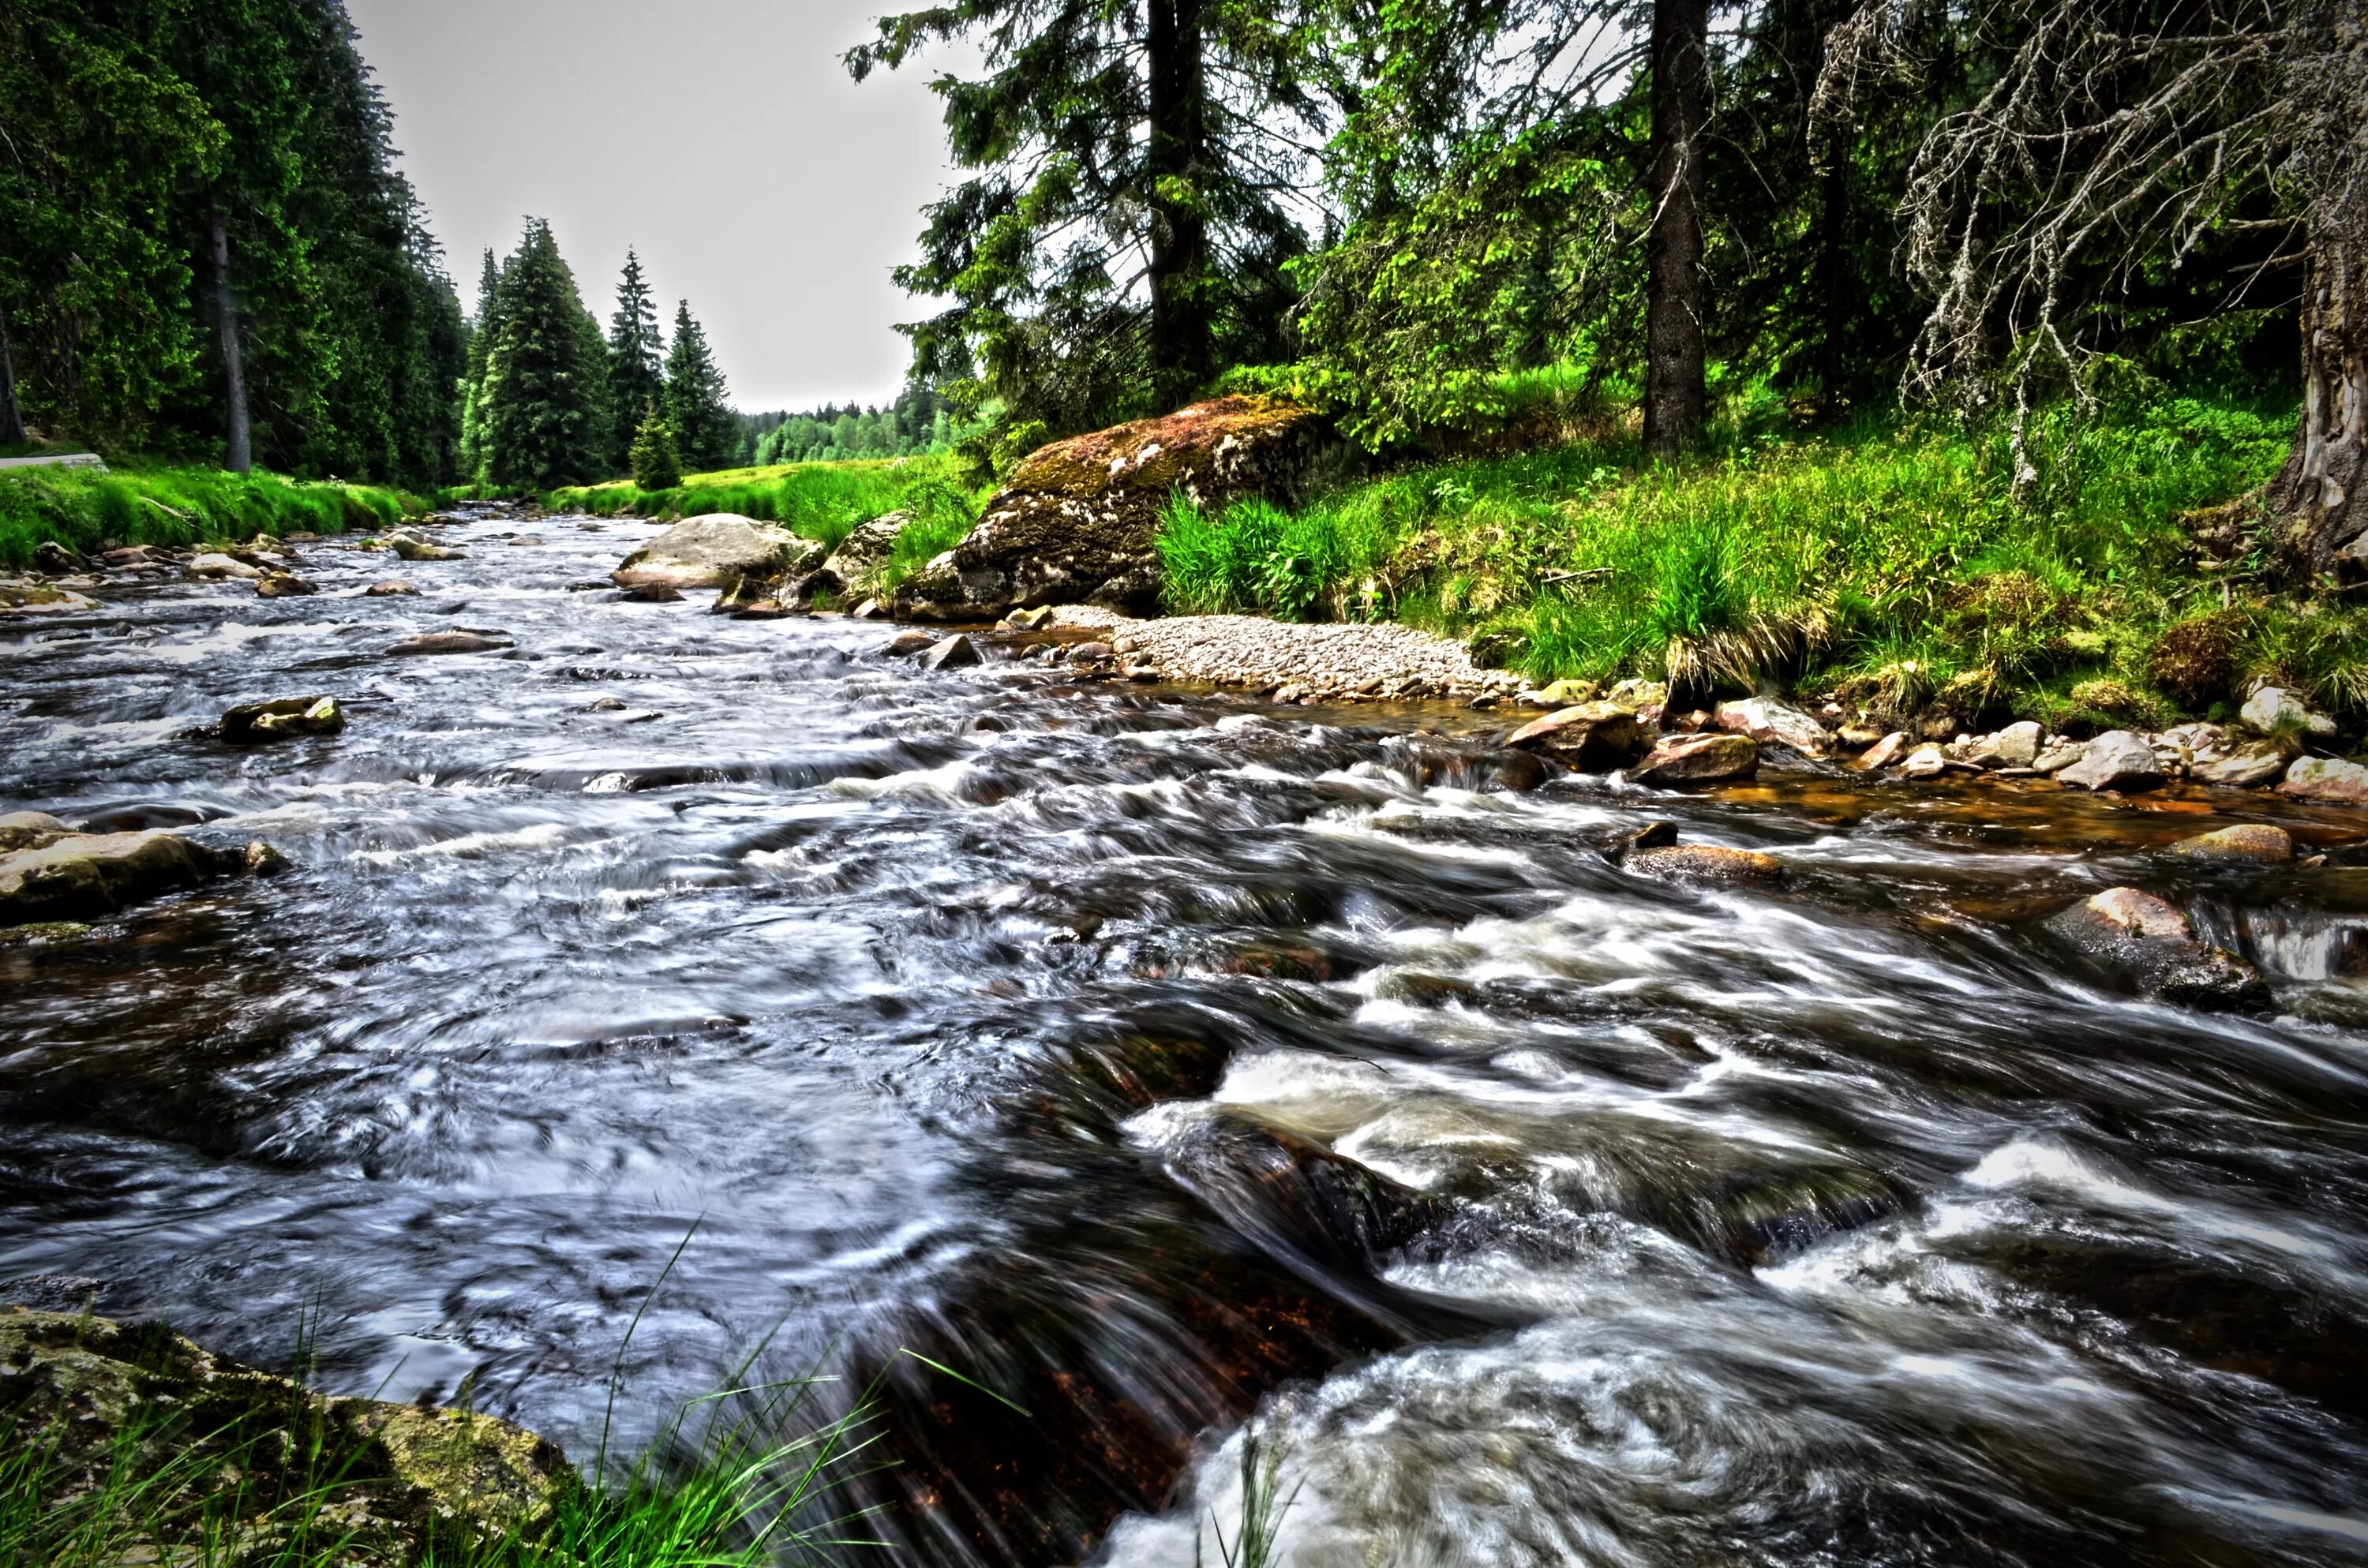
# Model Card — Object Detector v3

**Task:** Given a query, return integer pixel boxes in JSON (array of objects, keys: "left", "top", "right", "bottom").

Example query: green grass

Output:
[
  {"left": 547, "top": 455, "right": 987, "bottom": 559},
  {"left": 1158, "top": 396, "right": 2336, "bottom": 724},
  {"left": 0, "top": 463, "right": 418, "bottom": 567}
]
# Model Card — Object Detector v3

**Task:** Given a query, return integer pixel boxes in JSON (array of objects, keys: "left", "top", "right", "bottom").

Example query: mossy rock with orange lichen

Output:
[{"left": 896, "top": 397, "right": 1333, "bottom": 621}]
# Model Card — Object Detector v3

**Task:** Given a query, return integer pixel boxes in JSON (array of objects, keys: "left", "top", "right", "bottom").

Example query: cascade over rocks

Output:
[
  {"left": 894, "top": 397, "right": 1332, "bottom": 621},
  {"left": 2045, "top": 887, "right": 2270, "bottom": 1011}
]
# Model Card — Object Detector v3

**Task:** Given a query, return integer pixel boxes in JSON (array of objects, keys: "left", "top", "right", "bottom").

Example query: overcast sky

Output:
[{"left": 345, "top": 0, "right": 960, "bottom": 414}]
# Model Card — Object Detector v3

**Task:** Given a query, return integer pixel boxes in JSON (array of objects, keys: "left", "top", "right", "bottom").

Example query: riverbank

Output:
[{"left": 0, "top": 462, "right": 420, "bottom": 568}]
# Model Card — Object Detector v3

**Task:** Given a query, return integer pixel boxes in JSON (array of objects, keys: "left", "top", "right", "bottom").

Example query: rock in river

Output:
[
  {"left": 185, "top": 552, "right": 263, "bottom": 580},
  {"left": 612, "top": 514, "right": 822, "bottom": 589},
  {"left": 254, "top": 571, "right": 317, "bottom": 597},
  {"left": 365, "top": 578, "right": 419, "bottom": 597},
  {"left": 1630, "top": 731, "right": 1759, "bottom": 785},
  {"left": 894, "top": 396, "right": 1332, "bottom": 621},
  {"left": 1714, "top": 697, "right": 1834, "bottom": 759},
  {"left": 1507, "top": 702, "right": 1648, "bottom": 770},
  {"left": 0, "top": 829, "right": 230, "bottom": 923},
  {"left": 2280, "top": 755, "right": 2368, "bottom": 804},
  {"left": 920, "top": 632, "right": 981, "bottom": 671},
  {"left": 390, "top": 631, "right": 512, "bottom": 657},
  {"left": 2167, "top": 824, "right": 2294, "bottom": 863},
  {"left": 2057, "top": 729, "right": 2166, "bottom": 792},
  {"left": 804, "top": 509, "right": 920, "bottom": 601},
  {"left": 219, "top": 694, "right": 344, "bottom": 743},
  {"left": 1626, "top": 843, "right": 1785, "bottom": 885},
  {"left": 2045, "top": 886, "right": 2269, "bottom": 1010},
  {"left": 0, "top": 810, "right": 73, "bottom": 851},
  {"left": 388, "top": 530, "right": 466, "bottom": 562}
]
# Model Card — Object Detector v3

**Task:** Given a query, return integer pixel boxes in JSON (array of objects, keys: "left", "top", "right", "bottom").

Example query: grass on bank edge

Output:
[
  {"left": 0, "top": 463, "right": 420, "bottom": 568},
  {"left": 1158, "top": 396, "right": 2361, "bottom": 734},
  {"left": 543, "top": 455, "right": 987, "bottom": 597}
]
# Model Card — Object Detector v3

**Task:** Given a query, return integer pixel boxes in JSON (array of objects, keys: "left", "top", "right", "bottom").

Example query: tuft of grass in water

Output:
[
  {"left": 1195, "top": 1427, "right": 1299, "bottom": 1568},
  {"left": 0, "top": 464, "right": 418, "bottom": 567},
  {"left": 547, "top": 455, "right": 986, "bottom": 554},
  {"left": 1157, "top": 396, "right": 2310, "bottom": 719}
]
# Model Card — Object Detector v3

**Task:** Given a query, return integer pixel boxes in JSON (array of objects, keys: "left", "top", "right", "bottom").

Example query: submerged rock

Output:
[
  {"left": 1629, "top": 731, "right": 1759, "bottom": 785},
  {"left": 219, "top": 694, "right": 344, "bottom": 743},
  {"left": 185, "top": 552, "right": 263, "bottom": 580},
  {"left": 2058, "top": 730, "right": 2166, "bottom": 792},
  {"left": 1506, "top": 702, "right": 1648, "bottom": 769},
  {"left": 616, "top": 582, "right": 683, "bottom": 603},
  {"left": 365, "top": 578, "right": 419, "bottom": 597},
  {"left": 2167, "top": 824, "right": 2294, "bottom": 863},
  {"left": 612, "top": 514, "right": 821, "bottom": 589},
  {"left": 389, "top": 631, "right": 511, "bottom": 657},
  {"left": 894, "top": 396, "right": 1331, "bottom": 620},
  {"left": 2046, "top": 886, "right": 2269, "bottom": 1010},
  {"left": 0, "top": 1306, "right": 573, "bottom": 1557},
  {"left": 387, "top": 530, "right": 466, "bottom": 562}
]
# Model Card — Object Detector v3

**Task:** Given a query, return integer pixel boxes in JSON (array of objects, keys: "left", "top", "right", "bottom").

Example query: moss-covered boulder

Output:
[
  {"left": 0, "top": 830, "right": 227, "bottom": 924},
  {"left": 895, "top": 397, "right": 1330, "bottom": 621},
  {"left": 0, "top": 1305, "right": 573, "bottom": 1562}
]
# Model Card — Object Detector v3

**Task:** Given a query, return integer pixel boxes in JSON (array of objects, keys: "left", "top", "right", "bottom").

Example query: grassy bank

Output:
[
  {"left": 547, "top": 455, "right": 984, "bottom": 595},
  {"left": 0, "top": 463, "right": 419, "bottom": 568},
  {"left": 1161, "top": 397, "right": 2348, "bottom": 730}
]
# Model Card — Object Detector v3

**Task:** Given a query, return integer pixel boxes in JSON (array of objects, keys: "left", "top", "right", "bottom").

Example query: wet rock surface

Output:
[{"left": 611, "top": 513, "right": 820, "bottom": 589}]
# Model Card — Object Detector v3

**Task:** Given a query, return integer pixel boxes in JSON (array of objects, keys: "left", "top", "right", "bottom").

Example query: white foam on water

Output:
[{"left": 350, "top": 821, "right": 568, "bottom": 865}]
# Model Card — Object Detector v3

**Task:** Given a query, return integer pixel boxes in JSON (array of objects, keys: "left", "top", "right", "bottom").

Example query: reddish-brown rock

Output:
[{"left": 1629, "top": 732, "right": 1759, "bottom": 785}]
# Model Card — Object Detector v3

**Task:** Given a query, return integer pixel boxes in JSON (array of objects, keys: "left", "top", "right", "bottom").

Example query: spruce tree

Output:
[
  {"left": 470, "top": 217, "right": 609, "bottom": 488},
  {"left": 606, "top": 249, "right": 665, "bottom": 471},
  {"left": 662, "top": 301, "right": 733, "bottom": 473},
  {"left": 628, "top": 399, "right": 681, "bottom": 489}
]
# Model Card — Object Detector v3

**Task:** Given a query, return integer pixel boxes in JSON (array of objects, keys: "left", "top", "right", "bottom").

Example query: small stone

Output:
[
  {"left": 185, "top": 552, "right": 263, "bottom": 580},
  {"left": 365, "top": 579, "right": 418, "bottom": 597},
  {"left": 2167, "top": 824, "right": 2293, "bottom": 863},
  {"left": 587, "top": 697, "right": 628, "bottom": 712},
  {"left": 1903, "top": 743, "right": 1949, "bottom": 780},
  {"left": 2190, "top": 737, "right": 2295, "bottom": 788},
  {"left": 2280, "top": 755, "right": 2368, "bottom": 803},
  {"left": 2033, "top": 741, "right": 2088, "bottom": 775},
  {"left": 221, "top": 694, "right": 344, "bottom": 742},
  {"left": 1629, "top": 732, "right": 1759, "bottom": 785},
  {"left": 616, "top": 583, "right": 682, "bottom": 603},
  {"left": 255, "top": 573, "right": 317, "bottom": 597},
  {"left": 2241, "top": 685, "right": 2335, "bottom": 739},
  {"left": 1531, "top": 677, "right": 1600, "bottom": 708},
  {"left": 242, "top": 840, "right": 291, "bottom": 877},
  {"left": 1853, "top": 732, "right": 1909, "bottom": 771},
  {"left": 920, "top": 633, "right": 981, "bottom": 671},
  {"left": 33, "top": 541, "right": 80, "bottom": 574},
  {"left": 388, "top": 531, "right": 465, "bottom": 562},
  {"left": 886, "top": 631, "right": 938, "bottom": 655},
  {"left": 2082, "top": 885, "right": 2192, "bottom": 939},
  {"left": 1969, "top": 720, "right": 2042, "bottom": 769},
  {"left": 851, "top": 597, "right": 883, "bottom": 619},
  {"left": 1070, "top": 641, "right": 1116, "bottom": 663},
  {"left": 2058, "top": 730, "right": 2166, "bottom": 792}
]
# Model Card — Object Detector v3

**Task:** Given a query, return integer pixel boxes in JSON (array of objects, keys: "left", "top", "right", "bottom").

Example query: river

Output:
[{"left": 2, "top": 510, "right": 2366, "bottom": 1566}]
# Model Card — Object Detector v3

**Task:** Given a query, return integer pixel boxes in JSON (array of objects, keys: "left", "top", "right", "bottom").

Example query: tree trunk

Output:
[
  {"left": 1146, "top": 0, "right": 1213, "bottom": 411},
  {"left": 209, "top": 200, "right": 253, "bottom": 474},
  {"left": 1815, "top": 121, "right": 1851, "bottom": 419},
  {"left": 2272, "top": 221, "right": 2368, "bottom": 576},
  {"left": 0, "top": 312, "right": 24, "bottom": 447},
  {"left": 1643, "top": 0, "right": 1710, "bottom": 458}
]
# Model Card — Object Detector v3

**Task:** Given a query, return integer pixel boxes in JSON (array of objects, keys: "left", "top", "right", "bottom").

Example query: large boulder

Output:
[
  {"left": 1506, "top": 702, "right": 1649, "bottom": 769},
  {"left": 1713, "top": 697, "right": 1834, "bottom": 759},
  {"left": 0, "top": 830, "right": 228, "bottom": 923},
  {"left": 894, "top": 397, "right": 1331, "bottom": 621},
  {"left": 2057, "top": 729, "right": 2166, "bottom": 791},
  {"left": 2280, "top": 755, "right": 2368, "bottom": 804},
  {"left": 0, "top": 1305, "right": 572, "bottom": 1558},
  {"left": 1629, "top": 732, "right": 1759, "bottom": 785},
  {"left": 612, "top": 515, "right": 822, "bottom": 589},
  {"left": 2045, "top": 887, "right": 2269, "bottom": 1010}
]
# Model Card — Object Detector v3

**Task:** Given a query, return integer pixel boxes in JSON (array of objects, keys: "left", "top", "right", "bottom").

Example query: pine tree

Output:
[
  {"left": 606, "top": 249, "right": 665, "bottom": 471},
  {"left": 662, "top": 301, "right": 733, "bottom": 473},
  {"left": 470, "top": 217, "right": 609, "bottom": 488},
  {"left": 628, "top": 399, "right": 681, "bottom": 489}
]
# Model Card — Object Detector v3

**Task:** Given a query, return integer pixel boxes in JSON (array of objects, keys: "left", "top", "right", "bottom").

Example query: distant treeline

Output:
[{"left": 743, "top": 385, "right": 958, "bottom": 466}]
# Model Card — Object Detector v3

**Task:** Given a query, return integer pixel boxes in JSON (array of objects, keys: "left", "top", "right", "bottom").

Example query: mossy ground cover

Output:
[
  {"left": 547, "top": 455, "right": 987, "bottom": 595},
  {"left": 0, "top": 464, "right": 418, "bottom": 568},
  {"left": 1160, "top": 397, "right": 2356, "bottom": 732}
]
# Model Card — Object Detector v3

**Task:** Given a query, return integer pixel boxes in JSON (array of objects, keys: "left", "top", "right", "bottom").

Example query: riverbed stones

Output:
[
  {"left": 2280, "top": 755, "right": 2368, "bottom": 803},
  {"left": 185, "top": 551, "right": 263, "bottom": 580},
  {"left": 1853, "top": 731, "right": 1910, "bottom": 771},
  {"left": 2046, "top": 886, "right": 2269, "bottom": 1010},
  {"left": 2190, "top": 735, "right": 2296, "bottom": 788},
  {"left": 1969, "top": 720, "right": 2043, "bottom": 769},
  {"left": 389, "top": 631, "right": 511, "bottom": 656},
  {"left": 388, "top": 530, "right": 465, "bottom": 562},
  {"left": 920, "top": 632, "right": 981, "bottom": 671},
  {"left": 2167, "top": 824, "right": 2295, "bottom": 863},
  {"left": 1507, "top": 702, "right": 1648, "bottom": 769},
  {"left": 365, "top": 578, "right": 418, "bottom": 596},
  {"left": 2033, "top": 739, "right": 2089, "bottom": 775},
  {"left": 885, "top": 631, "right": 938, "bottom": 656},
  {"left": 0, "top": 830, "right": 228, "bottom": 923},
  {"left": 611, "top": 515, "right": 821, "bottom": 589},
  {"left": 0, "top": 1306, "right": 575, "bottom": 1558},
  {"left": 1630, "top": 731, "right": 1759, "bottom": 785},
  {"left": 2240, "top": 684, "right": 2335, "bottom": 739},
  {"left": 1903, "top": 742, "right": 1950, "bottom": 780},
  {"left": 32, "top": 540, "right": 81, "bottom": 574},
  {"left": 894, "top": 396, "right": 1331, "bottom": 620},
  {"left": 0, "top": 811, "right": 73, "bottom": 851},
  {"left": 2058, "top": 730, "right": 2167, "bottom": 791},
  {"left": 219, "top": 694, "right": 344, "bottom": 743},
  {"left": 254, "top": 571, "right": 316, "bottom": 597},
  {"left": 1713, "top": 697, "right": 1834, "bottom": 759}
]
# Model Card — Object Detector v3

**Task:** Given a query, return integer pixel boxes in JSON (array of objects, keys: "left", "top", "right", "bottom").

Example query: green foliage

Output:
[
  {"left": 467, "top": 219, "right": 612, "bottom": 490},
  {"left": 1157, "top": 493, "right": 1390, "bottom": 623},
  {"left": 0, "top": 462, "right": 415, "bottom": 565},
  {"left": 628, "top": 402, "right": 682, "bottom": 491},
  {"left": 663, "top": 301, "right": 733, "bottom": 473},
  {"left": 550, "top": 455, "right": 984, "bottom": 554},
  {"left": 606, "top": 250, "right": 665, "bottom": 473},
  {"left": 751, "top": 383, "right": 960, "bottom": 466}
]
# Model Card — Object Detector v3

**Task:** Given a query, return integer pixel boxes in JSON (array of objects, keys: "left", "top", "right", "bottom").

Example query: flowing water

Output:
[{"left": 3, "top": 512, "right": 2366, "bottom": 1566}]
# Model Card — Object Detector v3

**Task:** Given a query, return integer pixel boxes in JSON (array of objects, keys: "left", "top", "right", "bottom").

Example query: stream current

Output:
[{"left": 2, "top": 512, "right": 2366, "bottom": 1566}]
